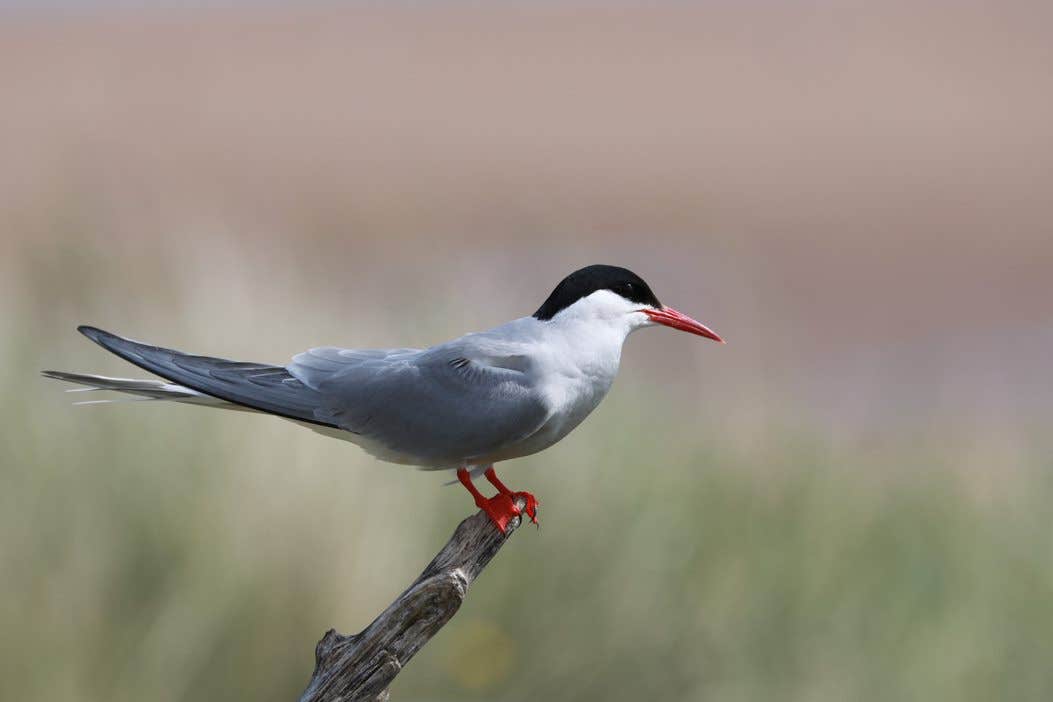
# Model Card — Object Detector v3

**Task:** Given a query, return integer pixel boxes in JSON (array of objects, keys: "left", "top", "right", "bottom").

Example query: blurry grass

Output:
[
  {"left": 5, "top": 361, "right": 1053, "bottom": 701},
  {"left": 4, "top": 238, "right": 1053, "bottom": 702},
  {"left": 447, "top": 416, "right": 1053, "bottom": 702}
]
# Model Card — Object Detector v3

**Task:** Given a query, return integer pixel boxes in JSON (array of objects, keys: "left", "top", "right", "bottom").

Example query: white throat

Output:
[
  {"left": 542, "top": 288, "right": 653, "bottom": 343},
  {"left": 528, "top": 290, "right": 653, "bottom": 430}
]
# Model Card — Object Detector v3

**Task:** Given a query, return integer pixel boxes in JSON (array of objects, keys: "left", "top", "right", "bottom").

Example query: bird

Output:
[{"left": 43, "top": 264, "right": 723, "bottom": 532}]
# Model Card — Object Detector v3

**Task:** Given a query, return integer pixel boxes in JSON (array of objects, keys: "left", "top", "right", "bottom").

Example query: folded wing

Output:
[{"left": 289, "top": 341, "right": 551, "bottom": 466}]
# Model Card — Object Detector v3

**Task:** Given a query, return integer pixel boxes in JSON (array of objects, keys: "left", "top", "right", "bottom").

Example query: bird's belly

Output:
[
  {"left": 508, "top": 415, "right": 583, "bottom": 457},
  {"left": 485, "top": 374, "right": 613, "bottom": 463},
  {"left": 300, "top": 421, "right": 452, "bottom": 467}
]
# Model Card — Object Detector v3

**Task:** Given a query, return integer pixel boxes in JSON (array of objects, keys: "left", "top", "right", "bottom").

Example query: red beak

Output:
[{"left": 643, "top": 306, "right": 725, "bottom": 343}]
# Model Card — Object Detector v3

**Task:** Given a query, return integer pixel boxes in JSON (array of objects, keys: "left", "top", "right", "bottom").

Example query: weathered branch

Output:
[{"left": 298, "top": 498, "right": 527, "bottom": 702}]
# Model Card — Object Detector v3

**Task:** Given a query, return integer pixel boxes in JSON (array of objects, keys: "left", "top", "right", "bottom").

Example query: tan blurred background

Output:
[{"left": 3, "top": 2, "right": 1053, "bottom": 700}]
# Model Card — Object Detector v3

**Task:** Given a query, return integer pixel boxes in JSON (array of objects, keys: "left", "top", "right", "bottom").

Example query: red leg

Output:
[
  {"left": 457, "top": 468, "right": 521, "bottom": 534},
  {"left": 483, "top": 466, "right": 514, "bottom": 496},
  {"left": 484, "top": 467, "right": 539, "bottom": 526}
]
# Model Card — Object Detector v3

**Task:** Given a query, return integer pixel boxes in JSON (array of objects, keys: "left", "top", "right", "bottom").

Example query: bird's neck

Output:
[
  {"left": 538, "top": 313, "right": 632, "bottom": 378},
  {"left": 520, "top": 313, "right": 629, "bottom": 429}
]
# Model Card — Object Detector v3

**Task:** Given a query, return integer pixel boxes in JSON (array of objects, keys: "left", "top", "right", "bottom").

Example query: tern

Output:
[{"left": 44, "top": 264, "right": 723, "bottom": 532}]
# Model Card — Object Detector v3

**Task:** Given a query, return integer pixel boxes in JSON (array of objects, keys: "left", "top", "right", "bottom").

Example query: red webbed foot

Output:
[
  {"left": 476, "top": 492, "right": 522, "bottom": 534},
  {"left": 458, "top": 467, "right": 540, "bottom": 534},
  {"left": 484, "top": 466, "right": 539, "bottom": 529}
]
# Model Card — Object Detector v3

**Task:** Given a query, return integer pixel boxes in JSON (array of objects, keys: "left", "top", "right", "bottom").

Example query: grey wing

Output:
[
  {"left": 289, "top": 343, "right": 551, "bottom": 465},
  {"left": 77, "top": 326, "right": 336, "bottom": 428}
]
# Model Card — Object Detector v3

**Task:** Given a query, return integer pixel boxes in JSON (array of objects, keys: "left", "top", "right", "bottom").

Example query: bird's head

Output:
[{"left": 533, "top": 264, "right": 724, "bottom": 343}]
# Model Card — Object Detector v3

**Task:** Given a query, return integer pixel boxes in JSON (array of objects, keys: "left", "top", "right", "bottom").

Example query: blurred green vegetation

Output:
[{"left": 4, "top": 240, "right": 1053, "bottom": 702}]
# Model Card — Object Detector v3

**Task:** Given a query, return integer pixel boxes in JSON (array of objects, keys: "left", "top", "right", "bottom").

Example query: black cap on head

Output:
[{"left": 533, "top": 264, "right": 662, "bottom": 321}]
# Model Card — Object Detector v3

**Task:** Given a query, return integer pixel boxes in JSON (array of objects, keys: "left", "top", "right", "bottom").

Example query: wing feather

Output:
[
  {"left": 77, "top": 326, "right": 336, "bottom": 428},
  {"left": 290, "top": 340, "right": 551, "bottom": 466}
]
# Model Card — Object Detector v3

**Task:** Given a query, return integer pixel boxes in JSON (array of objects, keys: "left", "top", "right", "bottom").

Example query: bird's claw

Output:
[{"left": 514, "top": 491, "right": 540, "bottom": 527}]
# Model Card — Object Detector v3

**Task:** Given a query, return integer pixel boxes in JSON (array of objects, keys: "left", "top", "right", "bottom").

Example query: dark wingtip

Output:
[
  {"left": 77, "top": 325, "right": 108, "bottom": 344},
  {"left": 41, "top": 369, "right": 89, "bottom": 383}
]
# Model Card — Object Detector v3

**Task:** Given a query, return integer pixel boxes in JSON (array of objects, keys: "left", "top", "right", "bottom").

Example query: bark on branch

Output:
[{"left": 298, "top": 498, "right": 527, "bottom": 702}]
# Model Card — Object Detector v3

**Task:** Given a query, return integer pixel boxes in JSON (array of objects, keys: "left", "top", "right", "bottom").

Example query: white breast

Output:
[{"left": 491, "top": 309, "right": 629, "bottom": 461}]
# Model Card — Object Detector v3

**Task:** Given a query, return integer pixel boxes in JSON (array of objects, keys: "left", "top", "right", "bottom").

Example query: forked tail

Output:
[
  {"left": 40, "top": 369, "right": 248, "bottom": 409},
  {"left": 41, "top": 325, "right": 338, "bottom": 427}
]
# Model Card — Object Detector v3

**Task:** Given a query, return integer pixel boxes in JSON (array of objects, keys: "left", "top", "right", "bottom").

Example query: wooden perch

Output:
[{"left": 298, "top": 497, "right": 527, "bottom": 702}]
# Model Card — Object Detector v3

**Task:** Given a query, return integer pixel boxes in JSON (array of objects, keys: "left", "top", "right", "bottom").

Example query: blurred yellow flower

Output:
[{"left": 443, "top": 619, "right": 517, "bottom": 691}]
